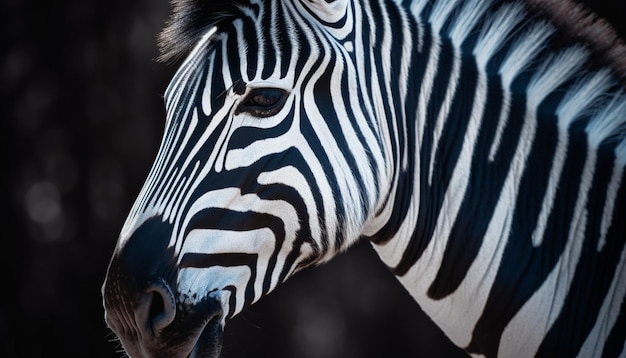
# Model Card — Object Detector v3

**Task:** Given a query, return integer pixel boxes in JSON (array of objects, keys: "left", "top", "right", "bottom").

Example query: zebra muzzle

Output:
[
  {"left": 102, "top": 217, "right": 225, "bottom": 358},
  {"left": 103, "top": 271, "right": 224, "bottom": 358}
]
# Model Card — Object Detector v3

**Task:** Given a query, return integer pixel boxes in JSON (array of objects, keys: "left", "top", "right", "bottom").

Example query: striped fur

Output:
[{"left": 103, "top": 0, "right": 626, "bottom": 357}]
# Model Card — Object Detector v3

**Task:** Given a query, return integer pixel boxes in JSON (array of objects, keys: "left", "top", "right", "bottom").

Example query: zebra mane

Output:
[
  {"left": 512, "top": 0, "right": 626, "bottom": 159},
  {"left": 158, "top": 0, "right": 247, "bottom": 63},
  {"left": 524, "top": 0, "right": 626, "bottom": 87},
  {"left": 419, "top": 0, "right": 626, "bottom": 161}
]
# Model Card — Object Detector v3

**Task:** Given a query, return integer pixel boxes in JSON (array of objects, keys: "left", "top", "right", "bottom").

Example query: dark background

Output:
[{"left": 3, "top": 0, "right": 625, "bottom": 357}]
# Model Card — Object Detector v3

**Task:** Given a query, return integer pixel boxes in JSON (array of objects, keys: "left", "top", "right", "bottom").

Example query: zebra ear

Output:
[{"left": 300, "top": 0, "right": 350, "bottom": 24}]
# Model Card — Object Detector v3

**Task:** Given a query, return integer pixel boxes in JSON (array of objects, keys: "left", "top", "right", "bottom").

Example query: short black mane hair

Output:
[{"left": 158, "top": 0, "right": 247, "bottom": 63}]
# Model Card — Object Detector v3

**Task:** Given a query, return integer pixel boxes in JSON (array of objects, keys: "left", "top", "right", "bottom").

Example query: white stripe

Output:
[
  {"left": 577, "top": 244, "right": 626, "bottom": 358},
  {"left": 181, "top": 228, "right": 275, "bottom": 303},
  {"left": 427, "top": 45, "right": 460, "bottom": 185},
  {"left": 500, "top": 149, "right": 596, "bottom": 357},
  {"left": 473, "top": 3, "right": 524, "bottom": 69},
  {"left": 419, "top": 68, "right": 489, "bottom": 347},
  {"left": 531, "top": 72, "right": 610, "bottom": 246},
  {"left": 587, "top": 91, "right": 626, "bottom": 158},
  {"left": 356, "top": 0, "right": 398, "bottom": 234},
  {"left": 489, "top": 22, "right": 554, "bottom": 160},
  {"left": 201, "top": 56, "right": 216, "bottom": 116},
  {"left": 381, "top": 67, "right": 489, "bottom": 349},
  {"left": 526, "top": 47, "right": 586, "bottom": 104},
  {"left": 178, "top": 266, "right": 250, "bottom": 315},
  {"left": 429, "top": 0, "right": 460, "bottom": 34},
  {"left": 257, "top": 166, "right": 321, "bottom": 255},
  {"left": 598, "top": 161, "right": 624, "bottom": 251},
  {"left": 449, "top": 0, "right": 490, "bottom": 47}
]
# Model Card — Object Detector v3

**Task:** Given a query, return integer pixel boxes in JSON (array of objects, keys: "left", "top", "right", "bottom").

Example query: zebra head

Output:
[{"left": 103, "top": 0, "right": 390, "bottom": 356}]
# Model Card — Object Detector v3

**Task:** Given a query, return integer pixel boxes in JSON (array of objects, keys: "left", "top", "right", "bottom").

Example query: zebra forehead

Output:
[{"left": 158, "top": 0, "right": 251, "bottom": 63}]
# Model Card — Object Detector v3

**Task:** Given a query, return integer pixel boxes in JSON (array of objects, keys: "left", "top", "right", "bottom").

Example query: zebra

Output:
[{"left": 102, "top": 0, "right": 626, "bottom": 356}]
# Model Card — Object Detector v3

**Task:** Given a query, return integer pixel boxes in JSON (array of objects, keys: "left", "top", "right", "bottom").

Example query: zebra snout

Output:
[
  {"left": 104, "top": 271, "right": 224, "bottom": 358},
  {"left": 103, "top": 217, "right": 225, "bottom": 357},
  {"left": 103, "top": 276, "right": 177, "bottom": 341}
]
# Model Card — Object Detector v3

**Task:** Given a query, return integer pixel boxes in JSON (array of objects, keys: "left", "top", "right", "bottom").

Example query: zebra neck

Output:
[
  {"left": 366, "top": 0, "right": 626, "bottom": 355},
  {"left": 365, "top": 21, "right": 500, "bottom": 349},
  {"left": 364, "top": 3, "right": 486, "bottom": 275}
]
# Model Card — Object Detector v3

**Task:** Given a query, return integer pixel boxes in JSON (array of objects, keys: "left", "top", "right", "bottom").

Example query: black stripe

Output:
[
  {"left": 469, "top": 91, "right": 590, "bottom": 356},
  {"left": 393, "top": 35, "right": 455, "bottom": 276},
  {"left": 427, "top": 55, "right": 506, "bottom": 299},
  {"left": 260, "top": 7, "right": 276, "bottom": 80},
  {"left": 180, "top": 252, "right": 258, "bottom": 308},
  {"left": 222, "top": 285, "right": 238, "bottom": 320},
  {"left": 241, "top": 14, "right": 258, "bottom": 80},
  {"left": 275, "top": 1, "right": 292, "bottom": 79},
  {"left": 180, "top": 252, "right": 257, "bottom": 268},
  {"left": 540, "top": 158, "right": 626, "bottom": 357},
  {"left": 601, "top": 289, "right": 626, "bottom": 358}
]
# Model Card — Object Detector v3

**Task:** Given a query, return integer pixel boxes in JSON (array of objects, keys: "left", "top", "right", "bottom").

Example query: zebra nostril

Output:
[
  {"left": 137, "top": 279, "right": 177, "bottom": 336},
  {"left": 149, "top": 290, "right": 165, "bottom": 324}
]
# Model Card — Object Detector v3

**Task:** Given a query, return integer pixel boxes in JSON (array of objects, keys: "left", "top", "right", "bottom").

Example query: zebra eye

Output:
[{"left": 236, "top": 88, "right": 288, "bottom": 118}]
